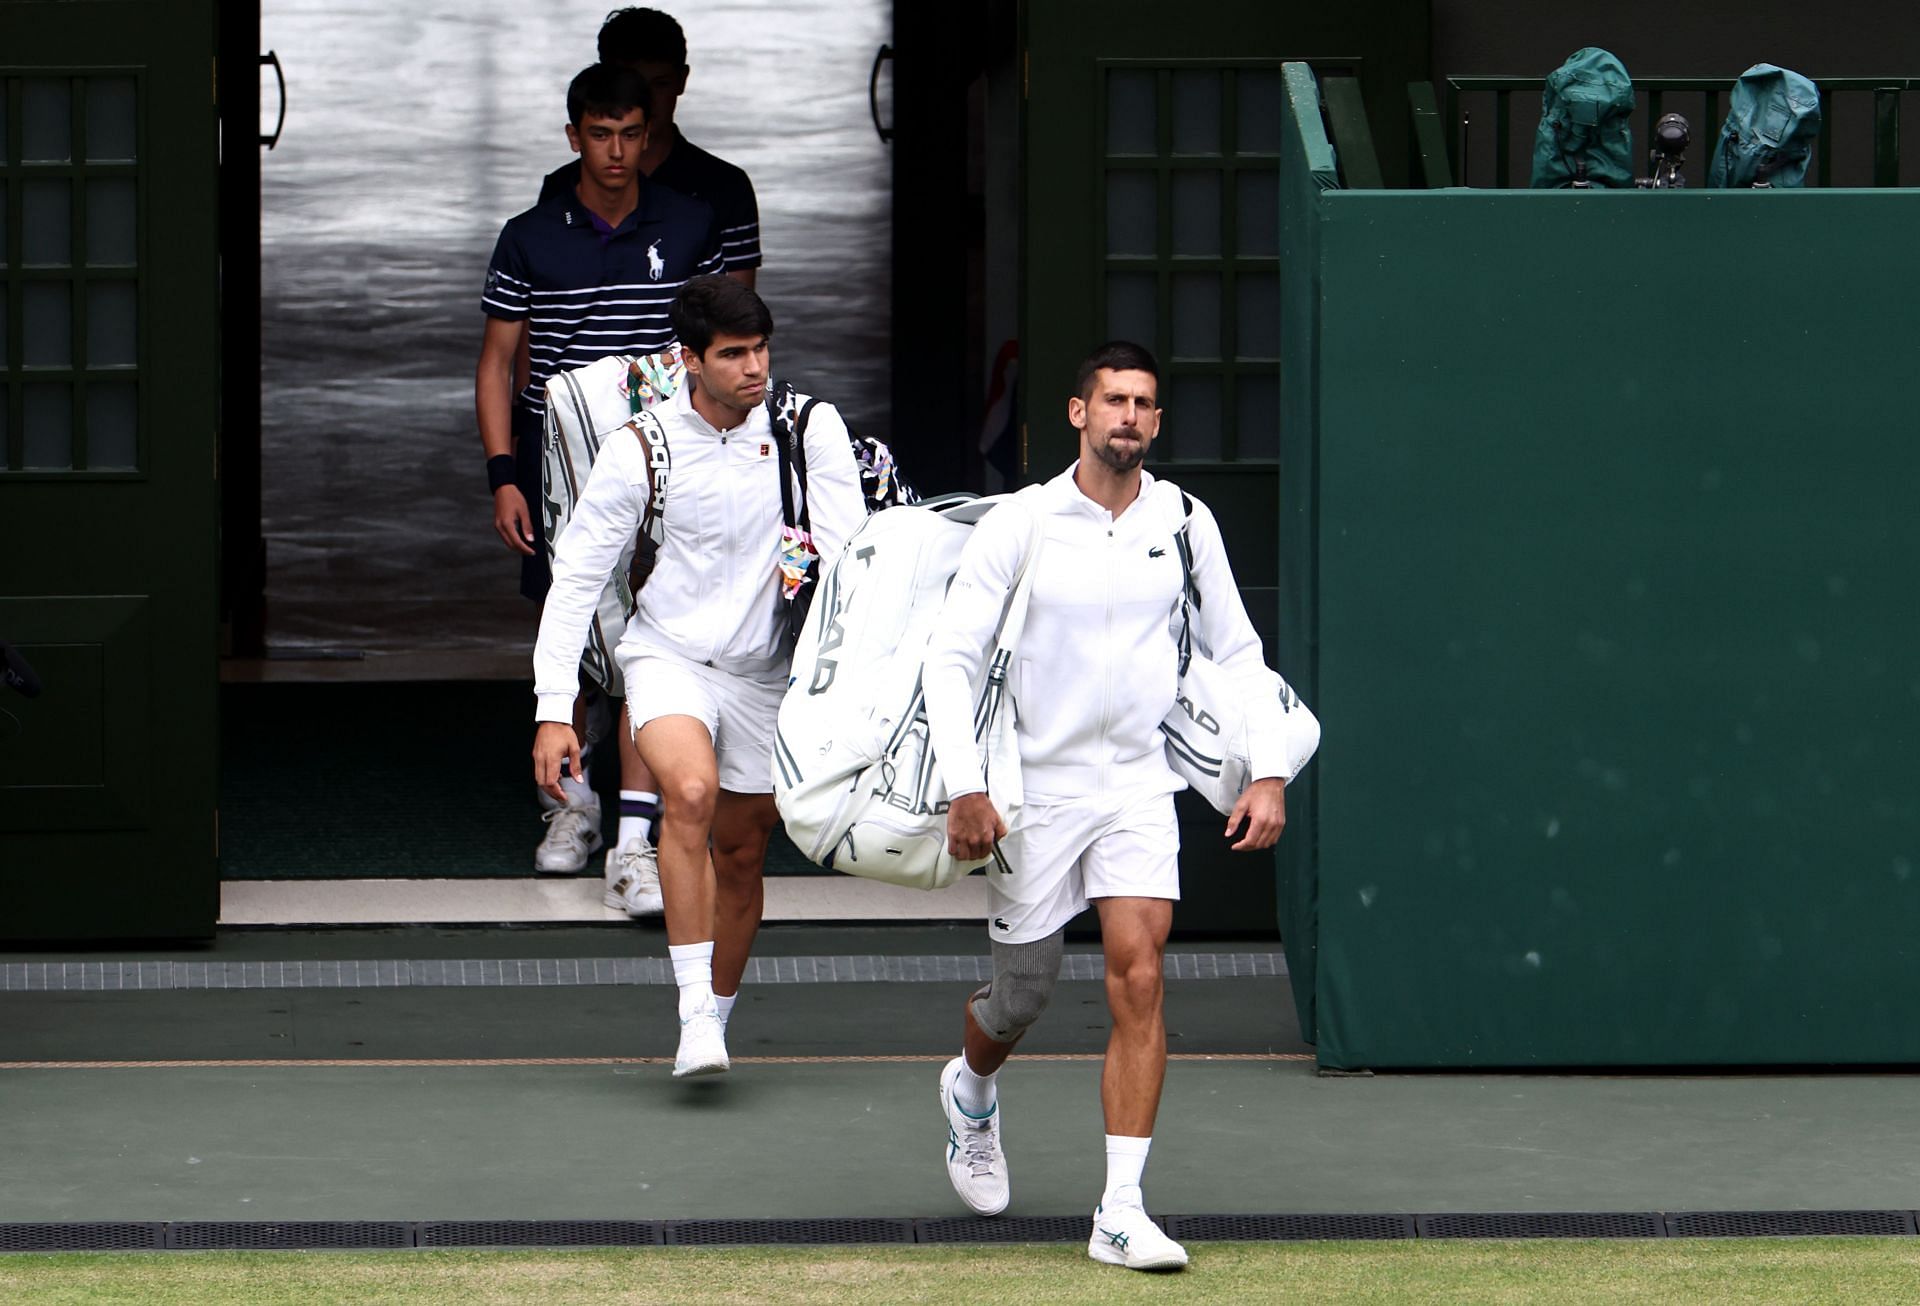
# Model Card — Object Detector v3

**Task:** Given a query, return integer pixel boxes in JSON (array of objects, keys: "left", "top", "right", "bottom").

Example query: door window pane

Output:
[
  {"left": 87, "top": 282, "right": 138, "bottom": 368},
  {"left": 1171, "top": 171, "right": 1221, "bottom": 256},
  {"left": 86, "top": 178, "right": 139, "bottom": 266},
  {"left": 0, "top": 287, "right": 7, "bottom": 365},
  {"left": 0, "top": 182, "right": 7, "bottom": 267},
  {"left": 85, "top": 78, "right": 138, "bottom": 162},
  {"left": 1171, "top": 272, "right": 1221, "bottom": 359},
  {"left": 24, "top": 283, "right": 72, "bottom": 367},
  {"left": 1106, "top": 271, "right": 1156, "bottom": 346},
  {"left": 1106, "top": 69, "right": 1157, "bottom": 155},
  {"left": 1237, "top": 170, "right": 1279, "bottom": 257},
  {"left": 1237, "top": 272, "right": 1279, "bottom": 359},
  {"left": 1106, "top": 171, "right": 1157, "bottom": 256},
  {"left": 0, "top": 94, "right": 8, "bottom": 164},
  {"left": 24, "top": 384, "right": 73, "bottom": 469},
  {"left": 1238, "top": 373, "right": 1280, "bottom": 458},
  {"left": 1238, "top": 69, "right": 1285, "bottom": 154},
  {"left": 24, "top": 180, "right": 73, "bottom": 267},
  {"left": 23, "top": 80, "right": 72, "bottom": 162},
  {"left": 86, "top": 382, "right": 138, "bottom": 469},
  {"left": 1172, "top": 70, "right": 1221, "bottom": 154},
  {"left": 1166, "top": 374, "right": 1223, "bottom": 459}
]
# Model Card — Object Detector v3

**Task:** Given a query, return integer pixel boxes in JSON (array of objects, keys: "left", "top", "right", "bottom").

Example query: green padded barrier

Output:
[
  {"left": 1275, "top": 63, "right": 1338, "bottom": 1040},
  {"left": 1305, "top": 188, "right": 1920, "bottom": 1068}
]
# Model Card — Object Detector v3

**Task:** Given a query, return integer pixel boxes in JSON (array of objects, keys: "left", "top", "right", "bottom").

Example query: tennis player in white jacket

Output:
[
  {"left": 921, "top": 341, "right": 1296, "bottom": 1271},
  {"left": 532, "top": 277, "right": 865, "bottom": 1077}
]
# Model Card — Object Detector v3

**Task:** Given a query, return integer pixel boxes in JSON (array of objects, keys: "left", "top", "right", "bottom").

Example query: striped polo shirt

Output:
[
  {"left": 539, "top": 126, "right": 761, "bottom": 275},
  {"left": 482, "top": 180, "right": 724, "bottom": 414}
]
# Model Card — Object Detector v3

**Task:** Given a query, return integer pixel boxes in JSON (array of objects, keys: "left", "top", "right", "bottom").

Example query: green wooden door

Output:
[
  {"left": 0, "top": 0, "right": 220, "bottom": 939},
  {"left": 1022, "top": 0, "right": 1426, "bottom": 937}
]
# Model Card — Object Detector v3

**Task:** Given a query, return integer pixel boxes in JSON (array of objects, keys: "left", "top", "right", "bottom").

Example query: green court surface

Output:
[{"left": 5, "top": 925, "right": 1920, "bottom": 1233}]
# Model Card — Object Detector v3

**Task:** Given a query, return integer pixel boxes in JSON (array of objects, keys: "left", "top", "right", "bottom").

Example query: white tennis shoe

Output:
[
  {"left": 1088, "top": 1200, "right": 1188, "bottom": 1271},
  {"left": 673, "top": 1002, "right": 729, "bottom": 1078},
  {"left": 938, "top": 1057, "right": 1010, "bottom": 1215},
  {"left": 603, "top": 841, "right": 664, "bottom": 916},
  {"left": 534, "top": 798, "right": 602, "bottom": 873}
]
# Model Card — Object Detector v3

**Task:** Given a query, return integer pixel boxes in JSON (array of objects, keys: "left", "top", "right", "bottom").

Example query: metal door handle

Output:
[
  {"left": 869, "top": 43, "right": 893, "bottom": 144},
  {"left": 260, "top": 51, "right": 287, "bottom": 150}
]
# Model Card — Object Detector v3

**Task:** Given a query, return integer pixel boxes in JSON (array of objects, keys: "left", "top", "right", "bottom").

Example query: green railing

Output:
[{"left": 1442, "top": 75, "right": 1920, "bottom": 188}]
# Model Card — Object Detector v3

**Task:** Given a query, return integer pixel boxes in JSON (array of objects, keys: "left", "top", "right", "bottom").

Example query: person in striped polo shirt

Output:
[
  {"left": 476, "top": 61, "right": 722, "bottom": 882},
  {"left": 538, "top": 8, "right": 762, "bottom": 286}
]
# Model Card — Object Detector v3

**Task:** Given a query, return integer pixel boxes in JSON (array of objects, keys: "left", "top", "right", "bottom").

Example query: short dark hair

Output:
[
  {"left": 598, "top": 7, "right": 688, "bottom": 67},
  {"left": 671, "top": 275, "right": 774, "bottom": 355},
  {"left": 1074, "top": 341, "right": 1159, "bottom": 401},
  {"left": 566, "top": 62, "right": 651, "bottom": 128}
]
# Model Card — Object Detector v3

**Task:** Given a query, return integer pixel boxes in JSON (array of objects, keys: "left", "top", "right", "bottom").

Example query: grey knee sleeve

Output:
[{"left": 969, "top": 929, "right": 1065, "bottom": 1043}]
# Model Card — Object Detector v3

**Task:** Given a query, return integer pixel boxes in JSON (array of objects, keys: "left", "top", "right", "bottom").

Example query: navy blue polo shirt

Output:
[
  {"left": 539, "top": 127, "right": 760, "bottom": 275},
  {"left": 482, "top": 178, "right": 724, "bottom": 416}
]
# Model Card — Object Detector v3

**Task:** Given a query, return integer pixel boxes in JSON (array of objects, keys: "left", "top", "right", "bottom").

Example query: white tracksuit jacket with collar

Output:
[
  {"left": 923, "top": 464, "right": 1292, "bottom": 805},
  {"left": 533, "top": 384, "right": 866, "bottom": 724}
]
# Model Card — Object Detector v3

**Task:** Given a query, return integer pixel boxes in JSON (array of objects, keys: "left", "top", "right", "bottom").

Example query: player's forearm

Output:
[{"left": 475, "top": 352, "right": 517, "bottom": 459}]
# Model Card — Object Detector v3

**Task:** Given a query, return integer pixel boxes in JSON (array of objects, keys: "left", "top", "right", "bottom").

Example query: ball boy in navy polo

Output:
[{"left": 476, "top": 62, "right": 721, "bottom": 881}]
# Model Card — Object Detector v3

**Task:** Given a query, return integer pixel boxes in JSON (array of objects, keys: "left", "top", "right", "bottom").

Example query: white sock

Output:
[
  {"left": 1102, "top": 1135, "right": 1152, "bottom": 1209},
  {"left": 952, "top": 1055, "right": 998, "bottom": 1117},
  {"left": 668, "top": 942, "right": 714, "bottom": 1019},
  {"left": 617, "top": 790, "right": 660, "bottom": 849},
  {"left": 715, "top": 992, "right": 737, "bottom": 1029}
]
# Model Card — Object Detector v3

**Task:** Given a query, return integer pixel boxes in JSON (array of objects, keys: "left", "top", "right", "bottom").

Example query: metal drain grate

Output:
[
  {"left": 1169, "top": 1212, "right": 1414, "bottom": 1241},
  {"left": 166, "top": 1221, "right": 414, "bottom": 1250},
  {"left": 0, "top": 1222, "right": 165, "bottom": 1252},
  {"left": 1418, "top": 1212, "right": 1666, "bottom": 1239},
  {"left": 1667, "top": 1210, "right": 1916, "bottom": 1238},
  {"left": 915, "top": 1215, "right": 1094, "bottom": 1244},
  {"left": 417, "top": 1220, "right": 662, "bottom": 1247},
  {"left": 663, "top": 1217, "right": 914, "bottom": 1246}
]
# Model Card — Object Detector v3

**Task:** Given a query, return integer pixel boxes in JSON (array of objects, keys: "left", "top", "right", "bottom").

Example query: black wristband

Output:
[{"left": 487, "top": 454, "right": 517, "bottom": 493}]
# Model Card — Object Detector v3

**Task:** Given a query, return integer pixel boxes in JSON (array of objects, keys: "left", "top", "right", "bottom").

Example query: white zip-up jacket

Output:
[
  {"left": 534, "top": 385, "right": 865, "bottom": 723},
  {"left": 923, "top": 465, "right": 1290, "bottom": 803}
]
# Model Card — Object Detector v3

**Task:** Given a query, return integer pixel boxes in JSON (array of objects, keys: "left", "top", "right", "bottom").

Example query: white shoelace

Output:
[
  {"left": 541, "top": 806, "right": 595, "bottom": 847},
  {"left": 959, "top": 1117, "right": 1000, "bottom": 1176}
]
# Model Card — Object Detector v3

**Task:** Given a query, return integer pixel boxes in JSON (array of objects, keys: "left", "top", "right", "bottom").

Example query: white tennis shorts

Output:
[
  {"left": 622, "top": 649, "right": 787, "bottom": 795},
  {"left": 984, "top": 787, "right": 1180, "bottom": 944}
]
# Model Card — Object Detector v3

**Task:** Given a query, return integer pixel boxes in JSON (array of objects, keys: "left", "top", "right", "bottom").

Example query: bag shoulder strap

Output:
[
  {"left": 1164, "top": 483, "right": 1200, "bottom": 674},
  {"left": 769, "top": 380, "right": 814, "bottom": 533},
  {"left": 627, "top": 410, "right": 671, "bottom": 542}
]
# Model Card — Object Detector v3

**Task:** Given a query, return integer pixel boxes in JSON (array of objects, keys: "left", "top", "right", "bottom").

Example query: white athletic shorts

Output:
[
  {"left": 621, "top": 649, "right": 786, "bottom": 795},
  {"left": 985, "top": 787, "right": 1180, "bottom": 944}
]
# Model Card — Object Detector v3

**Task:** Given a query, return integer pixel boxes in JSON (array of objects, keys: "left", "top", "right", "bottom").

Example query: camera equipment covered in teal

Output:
[
  {"left": 1707, "top": 64, "right": 1821, "bottom": 188},
  {"left": 1529, "top": 47, "right": 1636, "bottom": 189}
]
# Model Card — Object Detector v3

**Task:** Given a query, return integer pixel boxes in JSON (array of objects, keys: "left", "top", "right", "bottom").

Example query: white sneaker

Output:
[
  {"left": 534, "top": 798, "right": 602, "bottom": 873},
  {"left": 603, "top": 841, "right": 664, "bottom": 916},
  {"left": 672, "top": 1003, "right": 729, "bottom": 1078},
  {"left": 1088, "top": 1200, "right": 1188, "bottom": 1271},
  {"left": 938, "top": 1057, "right": 1010, "bottom": 1215}
]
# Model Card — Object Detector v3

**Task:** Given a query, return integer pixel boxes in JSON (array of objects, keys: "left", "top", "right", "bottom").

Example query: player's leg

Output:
[
  {"left": 699, "top": 664, "right": 792, "bottom": 1036},
  {"left": 1083, "top": 793, "right": 1188, "bottom": 1271},
  {"left": 938, "top": 802, "right": 1088, "bottom": 1216},
  {"left": 634, "top": 705, "right": 729, "bottom": 1078},
  {"left": 709, "top": 789, "right": 778, "bottom": 1027}
]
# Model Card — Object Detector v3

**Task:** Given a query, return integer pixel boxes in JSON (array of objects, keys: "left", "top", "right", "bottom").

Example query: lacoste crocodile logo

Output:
[{"left": 1148, "top": 546, "right": 1166, "bottom": 558}]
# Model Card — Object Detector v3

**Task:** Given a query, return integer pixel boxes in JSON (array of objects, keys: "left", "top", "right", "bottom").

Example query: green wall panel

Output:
[{"left": 1310, "top": 189, "right": 1920, "bottom": 1067}]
